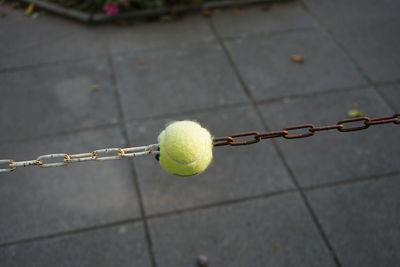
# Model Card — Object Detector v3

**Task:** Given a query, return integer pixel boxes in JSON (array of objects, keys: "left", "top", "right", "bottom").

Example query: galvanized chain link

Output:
[
  {"left": 0, "top": 144, "right": 159, "bottom": 173},
  {"left": 213, "top": 114, "right": 400, "bottom": 146}
]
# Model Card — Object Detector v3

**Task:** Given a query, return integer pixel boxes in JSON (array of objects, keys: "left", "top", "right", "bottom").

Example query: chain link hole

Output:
[
  {"left": 283, "top": 125, "right": 314, "bottom": 139},
  {"left": 213, "top": 137, "right": 234, "bottom": 146},
  {"left": 337, "top": 117, "right": 370, "bottom": 132},
  {"left": 0, "top": 160, "right": 16, "bottom": 172},
  {"left": 92, "top": 148, "right": 123, "bottom": 161},
  {"left": 229, "top": 132, "right": 260, "bottom": 146},
  {"left": 394, "top": 114, "right": 400, "bottom": 124},
  {"left": 36, "top": 154, "right": 68, "bottom": 168}
]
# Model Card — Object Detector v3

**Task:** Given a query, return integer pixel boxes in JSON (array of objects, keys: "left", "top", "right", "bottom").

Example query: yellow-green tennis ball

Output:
[{"left": 158, "top": 120, "right": 213, "bottom": 177}]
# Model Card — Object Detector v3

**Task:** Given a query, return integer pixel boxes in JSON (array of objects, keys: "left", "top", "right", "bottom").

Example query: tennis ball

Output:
[{"left": 158, "top": 120, "right": 213, "bottom": 177}]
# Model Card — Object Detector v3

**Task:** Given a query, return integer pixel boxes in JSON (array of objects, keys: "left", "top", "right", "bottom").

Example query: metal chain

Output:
[
  {"left": 0, "top": 144, "right": 159, "bottom": 173},
  {"left": 1, "top": 114, "right": 398, "bottom": 173},
  {"left": 213, "top": 114, "right": 400, "bottom": 146}
]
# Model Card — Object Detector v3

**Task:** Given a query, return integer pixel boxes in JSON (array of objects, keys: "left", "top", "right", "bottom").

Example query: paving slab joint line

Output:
[
  {"left": 221, "top": 26, "right": 317, "bottom": 42},
  {"left": 1, "top": 171, "right": 399, "bottom": 249},
  {"left": 298, "top": 0, "right": 369, "bottom": 82},
  {"left": 0, "top": 76, "right": 393, "bottom": 145},
  {"left": 0, "top": 122, "right": 120, "bottom": 146},
  {"left": 262, "top": 129, "right": 343, "bottom": 267},
  {"left": 303, "top": 171, "right": 400, "bottom": 192},
  {"left": 147, "top": 188, "right": 298, "bottom": 220},
  {"left": 0, "top": 102, "right": 249, "bottom": 145},
  {"left": 106, "top": 43, "right": 158, "bottom": 267},
  {"left": 374, "top": 80, "right": 400, "bottom": 113},
  {"left": 0, "top": 217, "right": 142, "bottom": 249},
  {"left": 0, "top": 189, "right": 296, "bottom": 248},
  {"left": 207, "top": 18, "right": 343, "bottom": 267},
  {"left": 109, "top": 38, "right": 220, "bottom": 59},
  {"left": 299, "top": 0, "right": 398, "bottom": 113},
  {"left": 122, "top": 101, "right": 249, "bottom": 123},
  {"left": 138, "top": 171, "right": 400, "bottom": 222},
  {"left": 0, "top": 54, "right": 107, "bottom": 75},
  {"left": 253, "top": 83, "right": 369, "bottom": 106},
  {"left": 373, "top": 85, "right": 399, "bottom": 114},
  {"left": 2, "top": 78, "right": 392, "bottom": 146}
]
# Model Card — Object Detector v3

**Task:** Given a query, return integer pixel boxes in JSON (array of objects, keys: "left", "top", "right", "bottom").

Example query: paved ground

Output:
[{"left": 0, "top": 0, "right": 399, "bottom": 266}]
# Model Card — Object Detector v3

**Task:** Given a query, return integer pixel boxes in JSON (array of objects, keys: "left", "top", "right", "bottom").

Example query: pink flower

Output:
[{"left": 103, "top": 2, "right": 119, "bottom": 15}]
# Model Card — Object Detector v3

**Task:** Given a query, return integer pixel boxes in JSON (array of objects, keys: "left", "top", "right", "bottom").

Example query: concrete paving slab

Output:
[
  {"left": 0, "top": 127, "right": 140, "bottom": 244},
  {"left": 113, "top": 42, "right": 247, "bottom": 120},
  {"left": 126, "top": 105, "right": 294, "bottom": 215},
  {"left": 259, "top": 87, "right": 400, "bottom": 187},
  {"left": 0, "top": 58, "right": 119, "bottom": 142},
  {"left": 0, "top": 14, "right": 107, "bottom": 70},
  {"left": 303, "top": 0, "right": 400, "bottom": 83},
  {"left": 149, "top": 193, "right": 336, "bottom": 267},
  {"left": 306, "top": 175, "right": 400, "bottom": 267},
  {"left": 225, "top": 30, "right": 366, "bottom": 100},
  {"left": 377, "top": 83, "right": 400, "bottom": 112},
  {"left": 0, "top": 222, "right": 151, "bottom": 267},
  {"left": 212, "top": 2, "right": 317, "bottom": 38},
  {"left": 105, "top": 15, "right": 215, "bottom": 55}
]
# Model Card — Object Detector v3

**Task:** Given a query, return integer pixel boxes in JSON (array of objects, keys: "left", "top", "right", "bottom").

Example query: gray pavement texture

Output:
[{"left": 0, "top": 1, "right": 399, "bottom": 267}]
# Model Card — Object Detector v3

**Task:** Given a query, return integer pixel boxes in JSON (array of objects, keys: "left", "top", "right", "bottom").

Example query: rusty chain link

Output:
[
  {"left": 1, "top": 114, "right": 398, "bottom": 173},
  {"left": 213, "top": 114, "right": 400, "bottom": 146},
  {"left": 0, "top": 144, "right": 159, "bottom": 173}
]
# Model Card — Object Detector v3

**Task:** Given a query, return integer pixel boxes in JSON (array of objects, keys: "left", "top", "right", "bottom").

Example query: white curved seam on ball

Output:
[{"left": 164, "top": 130, "right": 208, "bottom": 165}]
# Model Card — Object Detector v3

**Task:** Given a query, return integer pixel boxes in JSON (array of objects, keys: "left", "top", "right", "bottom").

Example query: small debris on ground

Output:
[
  {"left": 137, "top": 58, "right": 145, "bottom": 65},
  {"left": 290, "top": 55, "right": 304, "bottom": 64},
  {"left": 196, "top": 255, "right": 208, "bottom": 266},
  {"left": 348, "top": 103, "right": 364, "bottom": 118}
]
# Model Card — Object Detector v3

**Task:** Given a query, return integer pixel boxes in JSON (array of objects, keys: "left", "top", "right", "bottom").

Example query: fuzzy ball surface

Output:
[{"left": 158, "top": 121, "right": 213, "bottom": 176}]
